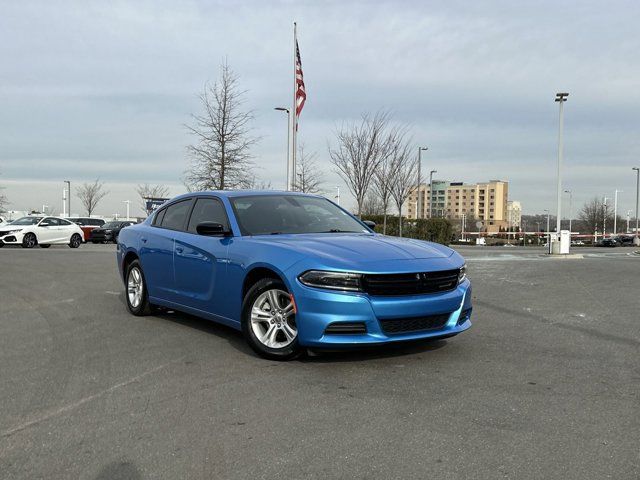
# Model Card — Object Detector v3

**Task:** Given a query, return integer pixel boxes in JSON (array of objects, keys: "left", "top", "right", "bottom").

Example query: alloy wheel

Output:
[
  {"left": 70, "top": 234, "right": 82, "bottom": 248},
  {"left": 23, "top": 233, "right": 37, "bottom": 248},
  {"left": 127, "top": 267, "right": 144, "bottom": 309},
  {"left": 250, "top": 289, "right": 297, "bottom": 349}
]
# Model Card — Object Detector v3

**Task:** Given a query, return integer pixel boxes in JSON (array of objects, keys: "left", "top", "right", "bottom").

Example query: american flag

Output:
[{"left": 295, "top": 40, "right": 306, "bottom": 127}]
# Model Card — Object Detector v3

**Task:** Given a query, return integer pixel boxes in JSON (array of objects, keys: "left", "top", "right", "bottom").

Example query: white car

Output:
[{"left": 0, "top": 216, "right": 84, "bottom": 249}]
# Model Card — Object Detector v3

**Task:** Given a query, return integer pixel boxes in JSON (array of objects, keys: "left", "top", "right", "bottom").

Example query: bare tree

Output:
[
  {"left": 0, "top": 171, "right": 8, "bottom": 213},
  {"left": 361, "top": 190, "right": 385, "bottom": 216},
  {"left": 579, "top": 197, "right": 615, "bottom": 235},
  {"left": 136, "top": 184, "right": 169, "bottom": 214},
  {"left": 185, "top": 60, "right": 258, "bottom": 191},
  {"left": 247, "top": 176, "right": 273, "bottom": 190},
  {"left": 293, "top": 145, "right": 324, "bottom": 194},
  {"left": 76, "top": 179, "right": 109, "bottom": 216},
  {"left": 329, "top": 111, "right": 394, "bottom": 216},
  {"left": 388, "top": 138, "right": 418, "bottom": 237}
]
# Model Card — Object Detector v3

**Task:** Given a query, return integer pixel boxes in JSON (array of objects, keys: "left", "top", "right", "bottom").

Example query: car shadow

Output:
[{"left": 116, "top": 293, "right": 452, "bottom": 362}]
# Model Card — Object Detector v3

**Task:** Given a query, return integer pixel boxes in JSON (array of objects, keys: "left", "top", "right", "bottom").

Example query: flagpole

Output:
[{"left": 291, "top": 22, "right": 298, "bottom": 191}]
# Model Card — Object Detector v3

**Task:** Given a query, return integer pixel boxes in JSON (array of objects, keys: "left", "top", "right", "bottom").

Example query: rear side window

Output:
[
  {"left": 160, "top": 200, "right": 192, "bottom": 231},
  {"left": 187, "top": 198, "right": 229, "bottom": 233},
  {"left": 153, "top": 209, "right": 166, "bottom": 226},
  {"left": 59, "top": 219, "right": 72, "bottom": 226},
  {"left": 90, "top": 219, "right": 104, "bottom": 226}
]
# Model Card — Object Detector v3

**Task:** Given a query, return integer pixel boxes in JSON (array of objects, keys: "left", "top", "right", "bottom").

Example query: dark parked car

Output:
[
  {"left": 91, "top": 221, "right": 136, "bottom": 244},
  {"left": 599, "top": 238, "right": 617, "bottom": 247}
]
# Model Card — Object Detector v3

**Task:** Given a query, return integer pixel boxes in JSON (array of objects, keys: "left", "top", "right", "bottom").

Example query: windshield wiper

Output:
[{"left": 320, "top": 229, "right": 359, "bottom": 233}]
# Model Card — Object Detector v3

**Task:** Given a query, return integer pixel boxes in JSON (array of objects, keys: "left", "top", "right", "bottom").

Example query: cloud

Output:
[{"left": 1, "top": 0, "right": 640, "bottom": 216}]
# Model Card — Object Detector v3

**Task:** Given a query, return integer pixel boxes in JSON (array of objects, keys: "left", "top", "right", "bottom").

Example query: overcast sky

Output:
[{"left": 1, "top": 0, "right": 639, "bottom": 218}]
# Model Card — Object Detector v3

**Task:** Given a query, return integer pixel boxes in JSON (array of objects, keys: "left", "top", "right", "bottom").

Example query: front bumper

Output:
[
  {"left": 290, "top": 278, "right": 473, "bottom": 348},
  {"left": 0, "top": 232, "right": 24, "bottom": 245}
]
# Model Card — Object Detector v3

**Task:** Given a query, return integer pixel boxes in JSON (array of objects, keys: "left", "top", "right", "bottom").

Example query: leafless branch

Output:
[
  {"left": 388, "top": 136, "right": 418, "bottom": 237},
  {"left": 293, "top": 144, "right": 325, "bottom": 194},
  {"left": 136, "top": 184, "right": 170, "bottom": 214},
  {"left": 184, "top": 59, "right": 258, "bottom": 191},
  {"left": 76, "top": 179, "right": 108, "bottom": 216}
]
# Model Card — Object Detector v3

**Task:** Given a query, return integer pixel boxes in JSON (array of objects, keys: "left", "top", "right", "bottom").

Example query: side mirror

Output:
[
  {"left": 196, "top": 222, "right": 230, "bottom": 236},
  {"left": 363, "top": 220, "right": 376, "bottom": 230}
]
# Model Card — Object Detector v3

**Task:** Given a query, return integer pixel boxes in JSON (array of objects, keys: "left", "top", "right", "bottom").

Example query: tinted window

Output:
[
  {"left": 187, "top": 198, "right": 229, "bottom": 233},
  {"left": 90, "top": 219, "right": 105, "bottom": 226},
  {"left": 230, "top": 195, "right": 368, "bottom": 236},
  {"left": 153, "top": 209, "right": 166, "bottom": 226},
  {"left": 42, "top": 217, "right": 60, "bottom": 226},
  {"left": 10, "top": 217, "right": 42, "bottom": 225},
  {"left": 59, "top": 219, "right": 72, "bottom": 226},
  {"left": 161, "top": 200, "right": 192, "bottom": 230}
]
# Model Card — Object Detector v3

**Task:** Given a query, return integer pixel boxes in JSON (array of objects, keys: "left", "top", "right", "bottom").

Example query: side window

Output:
[
  {"left": 160, "top": 200, "right": 192, "bottom": 231},
  {"left": 187, "top": 198, "right": 229, "bottom": 233},
  {"left": 153, "top": 209, "right": 166, "bottom": 226},
  {"left": 58, "top": 219, "right": 72, "bottom": 226},
  {"left": 43, "top": 217, "right": 60, "bottom": 226}
]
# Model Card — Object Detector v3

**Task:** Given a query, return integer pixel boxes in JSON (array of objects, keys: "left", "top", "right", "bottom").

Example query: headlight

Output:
[
  {"left": 298, "top": 270, "right": 363, "bottom": 291},
  {"left": 458, "top": 264, "right": 467, "bottom": 283},
  {"left": 2, "top": 229, "right": 22, "bottom": 235}
]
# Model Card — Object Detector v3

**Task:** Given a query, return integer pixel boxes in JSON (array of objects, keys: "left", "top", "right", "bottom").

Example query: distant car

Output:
[
  {"left": 571, "top": 240, "right": 585, "bottom": 245},
  {"left": 68, "top": 217, "right": 105, "bottom": 242},
  {"left": 599, "top": 238, "right": 617, "bottom": 247},
  {"left": 0, "top": 216, "right": 84, "bottom": 248},
  {"left": 91, "top": 221, "right": 136, "bottom": 244},
  {"left": 616, "top": 235, "right": 635, "bottom": 246}
]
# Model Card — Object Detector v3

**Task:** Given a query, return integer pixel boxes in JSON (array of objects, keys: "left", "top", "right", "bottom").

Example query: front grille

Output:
[
  {"left": 380, "top": 313, "right": 450, "bottom": 334},
  {"left": 362, "top": 269, "right": 460, "bottom": 296},
  {"left": 324, "top": 322, "right": 367, "bottom": 335}
]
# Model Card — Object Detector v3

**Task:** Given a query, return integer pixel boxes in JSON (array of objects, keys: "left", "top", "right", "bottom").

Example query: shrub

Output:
[{"left": 360, "top": 215, "right": 453, "bottom": 245}]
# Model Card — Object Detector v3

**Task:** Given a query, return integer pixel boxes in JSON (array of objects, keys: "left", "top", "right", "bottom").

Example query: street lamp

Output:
[
  {"left": 633, "top": 167, "right": 639, "bottom": 241},
  {"left": 564, "top": 189, "right": 572, "bottom": 234},
  {"left": 613, "top": 189, "right": 622, "bottom": 235},
  {"left": 554, "top": 92, "right": 568, "bottom": 246},
  {"left": 429, "top": 169, "right": 437, "bottom": 218},
  {"left": 275, "top": 107, "right": 291, "bottom": 190},
  {"left": 416, "top": 146, "right": 428, "bottom": 219},
  {"left": 64, "top": 180, "right": 71, "bottom": 217},
  {"left": 544, "top": 209, "right": 550, "bottom": 246},
  {"left": 123, "top": 200, "right": 131, "bottom": 221},
  {"left": 335, "top": 186, "right": 341, "bottom": 206}
]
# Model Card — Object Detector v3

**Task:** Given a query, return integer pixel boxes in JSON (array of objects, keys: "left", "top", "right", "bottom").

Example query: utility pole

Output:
[
  {"left": 416, "top": 146, "right": 428, "bottom": 218},
  {"left": 429, "top": 170, "right": 437, "bottom": 218},
  {"left": 275, "top": 107, "right": 291, "bottom": 190},
  {"left": 554, "top": 93, "right": 569, "bottom": 247},
  {"left": 335, "top": 186, "right": 340, "bottom": 206},
  {"left": 633, "top": 167, "right": 639, "bottom": 242},
  {"left": 613, "top": 189, "right": 622, "bottom": 235},
  {"left": 64, "top": 180, "right": 71, "bottom": 217},
  {"left": 123, "top": 200, "right": 130, "bottom": 221}
]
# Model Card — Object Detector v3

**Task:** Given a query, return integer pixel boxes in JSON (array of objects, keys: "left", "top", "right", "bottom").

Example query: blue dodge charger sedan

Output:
[{"left": 117, "top": 191, "right": 472, "bottom": 360}]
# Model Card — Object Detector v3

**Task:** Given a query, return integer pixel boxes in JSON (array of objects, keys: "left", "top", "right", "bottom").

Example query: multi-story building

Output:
[
  {"left": 506, "top": 201, "right": 522, "bottom": 230},
  {"left": 407, "top": 179, "right": 515, "bottom": 233}
]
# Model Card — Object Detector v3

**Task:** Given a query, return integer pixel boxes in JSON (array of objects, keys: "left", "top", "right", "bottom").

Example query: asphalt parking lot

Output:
[{"left": 1, "top": 244, "right": 638, "bottom": 479}]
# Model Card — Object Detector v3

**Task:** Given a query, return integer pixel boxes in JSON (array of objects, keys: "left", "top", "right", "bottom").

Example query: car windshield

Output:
[
  {"left": 230, "top": 195, "right": 370, "bottom": 236},
  {"left": 102, "top": 222, "right": 120, "bottom": 229},
  {"left": 9, "top": 217, "right": 43, "bottom": 226}
]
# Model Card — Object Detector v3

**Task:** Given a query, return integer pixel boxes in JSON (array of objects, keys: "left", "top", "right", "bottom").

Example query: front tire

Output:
[
  {"left": 22, "top": 233, "right": 37, "bottom": 249},
  {"left": 69, "top": 233, "right": 82, "bottom": 248},
  {"left": 241, "top": 278, "right": 302, "bottom": 361},
  {"left": 125, "top": 260, "right": 153, "bottom": 316}
]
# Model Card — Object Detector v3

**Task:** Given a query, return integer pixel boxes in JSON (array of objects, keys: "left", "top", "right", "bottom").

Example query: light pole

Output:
[
  {"left": 613, "top": 189, "right": 622, "bottom": 235},
  {"left": 429, "top": 170, "right": 437, "bottom": 218},
  {"left": 64, "top": 180, "right": 71, "bottom": 217},
  {"left": 461, "top": 213, "right": 466, "bottom": 241},
  {"left": 603, "top": 196, "right": 608, "bottom": 237},
  {"left": 416, "top": 146, "right": 428, "bottom": 219},
  {"left": 627, "top": 210, "right": 632, "bottom": 233},
  {"left": 123, "top": 200, "right": 130, "bottom": 221},
  {"left": 544, "top": 209, "right": 550, "bottom": 246},
  {"left": 633, "top": 167, "right": 639, "bottom": 240},
  {"left": 335, "top": 186, "right": 340, "bottom": 206},
  {"left": 42, "top": 205, "right": 49, "bottom": 214},
  {"left": 554, "top": 93, "right": 568, "bottom": 244},
  {"left": 62, "top": 189, "right": 67, "bottom": 217},
  {"left": 275, "top": 107, "right": 291, "bottom": 190},
  {"left": 564, "top": 189, "right": 573, "bottom": 234}
]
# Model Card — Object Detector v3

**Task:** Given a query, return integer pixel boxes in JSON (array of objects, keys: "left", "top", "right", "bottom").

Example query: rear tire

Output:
[
  {"left": 241, "top": 278, "right": 302, "bottom": 361},
  {"left": 69, "top": 233, "right": 82, "bottom": 248},
  {"left": 22, "top": 233, "right": 37, "bottom": 249},
  {"left": 125, "top": 260, "right": 153, "bottom": 316}
]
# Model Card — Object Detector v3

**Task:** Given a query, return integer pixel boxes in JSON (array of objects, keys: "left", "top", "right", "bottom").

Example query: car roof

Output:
[{"left": 170, "top": 190, "right": 323, "bottom": 201}]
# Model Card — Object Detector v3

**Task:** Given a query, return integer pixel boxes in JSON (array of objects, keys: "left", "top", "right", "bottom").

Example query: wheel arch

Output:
[{"left": 242, "top": 266, "right": 288, "bottom": 301}]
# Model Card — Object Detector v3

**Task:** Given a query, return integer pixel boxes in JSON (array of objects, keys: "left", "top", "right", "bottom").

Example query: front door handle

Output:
[
  {"left": 141, "top": 237, "right": 147, "bottom": 243},
  {"left": 175, "top": 246, "right": 184, "bottom": 254}
]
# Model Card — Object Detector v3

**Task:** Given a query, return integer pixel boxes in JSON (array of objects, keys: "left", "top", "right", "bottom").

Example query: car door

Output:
[
  {"left": 172, "top": 197, "right": 231, "bottom": 314},
  {"left": 38, "top": 217, "right": 60, "bottom": 243},
  {"left": 57, "top": 218, "right": 76, "bottom": 242},
  {"left": 139, "top": 198, "right": 193, "bottom": 302}
]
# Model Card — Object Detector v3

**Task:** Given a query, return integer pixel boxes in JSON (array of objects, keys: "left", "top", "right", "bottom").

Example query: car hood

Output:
[
  {"left": 247, "top": 233, "right": 454, "bottom": 265},
  {"left": 0, "top": 226, "right": 23, "bottom": 233}
]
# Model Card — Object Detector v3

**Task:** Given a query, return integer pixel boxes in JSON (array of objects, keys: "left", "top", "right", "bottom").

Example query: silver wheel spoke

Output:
[{"left": 250, "top": 288, "right": 297, "bottom": 349}]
